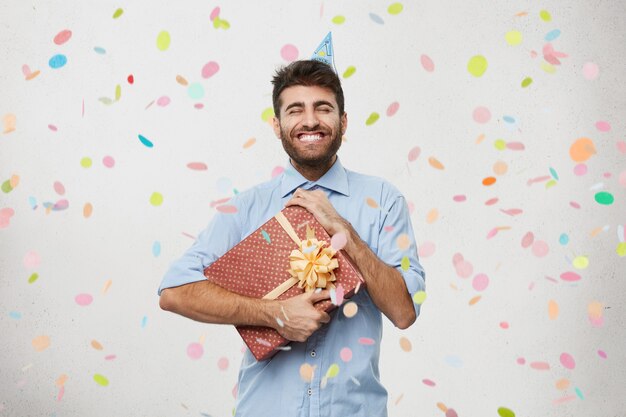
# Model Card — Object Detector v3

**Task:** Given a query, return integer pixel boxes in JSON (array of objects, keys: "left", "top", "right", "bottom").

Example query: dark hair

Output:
[{"left": 272, "top": 60, "right": 345, "bottom": 118}]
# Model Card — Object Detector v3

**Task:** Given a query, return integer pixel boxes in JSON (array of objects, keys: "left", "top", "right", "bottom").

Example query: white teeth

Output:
[{"left": 300, "top": 134, "right": 322, "bottom": 142}]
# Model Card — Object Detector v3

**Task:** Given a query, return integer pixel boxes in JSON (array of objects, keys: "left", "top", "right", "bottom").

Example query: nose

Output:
[{"left": 301, "top": 108, "right": 320, "bottom": 129}]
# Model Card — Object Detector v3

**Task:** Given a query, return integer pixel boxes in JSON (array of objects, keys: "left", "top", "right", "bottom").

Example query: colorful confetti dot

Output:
[
  {"left": 280, "top": 44, "right": 299, "bottom": 62},
  {"left": 413, "top": 291, "right": 427, "bottom": 305},
  {"left": 102, "top": 156, "right": 115, "bottom": 168},
  {"left": 32, "top": 335, "right": 51, "bottom": 352},
  {"left": 472, "top": 273, "right": 489, "bottom": 291},
  {"left": 594, "top": 191, "right": 614, "bottom": 205},
  {"left": 569, "top": 137, "right": 596, "bottom": 162},
  {"left": 521, "top": 77, "right": 533, "bottom": 87},
  {"left": 187, "top": 342, "right": 203, "bottom": 360},
  {"left": 201, "top": 61, "right": 220, "bottom": 79},
  {"left": 408, "top": 146, "right": 421, "bottom": 161},
  {"left": 28, "top": 273, "right": 39, "bottom": 284},
  {"left": 369, "top": 13, "right": 384, "bottom": 24},
  {"left": 83, "top": 203, "right": 93, "bottom": 218},
  {"left": 386, "top": 102, "right": 399, "bottom": 117},
  {"left": 93, "top": 374, "right": 109, "bottom": 386},
  {"left": 467, "top": 55, "right": 488, "bottom": 77},
  {"left": 217, "top": 357, "right": 229, "bottom": 371},
  {"left": 75, "top": 293, "right": 93, "bottom": 306},
  {"left": 150, "top": 192, "right": 163, "bottom": 207},
  {"left": 152, "top": 241, "right": 161, "bottom": 257},
  {"left": 53, "top": 29, "right": 72, "bottom": 45},
  {"left": 560, "top": 271, "right": 581, "bottom": 282},
  {"left": 420, "top": 54, "right": 434, "bottom": 72},
  {"left": 261, "top": 107, "right": 274, "bottom": 122},
  {"left": 332, "top": 15, "right": 345, "bottom": 24},
  {"left": 343, "top": 301, "right": 358, "bottom": 318},
  {"left": 498, "top": 407, "right": 516, "bottom": 417},
  {"left": 187, "top": 83, "right": 205, "bottom": 100},
  {"left": 365, "top": 112, "right": 380, "bottom": 126},
  {"left": 473, "top": 106, "right": 491, "bottom": 123},
  {"left": 582, "top": 62, "right": 599, "bottom": 80},
  {"left": 545, "top": 29, "right": 561, "bottom": 41},
  {"left": 548, "top": 300, "right": 559, "bottom": 320},
  {"left": 343, "top": 66, "right": 356, "bottom": 78},
  {"left": 156, "top": 30, "right": 171, "bottom": 51},
  {"left": 560, "top": 352, "right": 576, "bottom": 369},
  {"left": 138, "top": 134, "right": 154, "bottom": 147},
  {"left": 340, "top": 347, "right": 352, "bottom": 362},
  {"left": 399, "top": 337, "right": 412, "bottom": 352},
  {"left": 49, "top": 54, "right": 67, "bottom": 69},
  {"left": 156, "top": 96, "right": 171, "bottom": 107},
  {"left": 299, "top": 363, "right": 314, "bottom": 382},
  {"left": 505, "top": 30, "right": 522, "bottom": 46},
  {"left": 113, "top": 8, "right": 123, "bottom": 19}
]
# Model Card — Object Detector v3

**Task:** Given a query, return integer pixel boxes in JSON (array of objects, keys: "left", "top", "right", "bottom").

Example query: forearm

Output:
[
  {"left": 342, "top": 225, "right": 416, "bottom": 329},
  {"left": 159, "top": 280, "right": 278, "bottom": 328}
]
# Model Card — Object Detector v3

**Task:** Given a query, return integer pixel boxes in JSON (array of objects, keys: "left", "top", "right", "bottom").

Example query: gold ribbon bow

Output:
[{"left": 262, "top": 212, "right": 339, "bottom": 300}]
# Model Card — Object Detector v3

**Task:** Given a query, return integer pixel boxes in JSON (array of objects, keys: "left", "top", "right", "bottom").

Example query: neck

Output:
[{"left": 291, "top": 155, "right": 337, "bottom": 181}]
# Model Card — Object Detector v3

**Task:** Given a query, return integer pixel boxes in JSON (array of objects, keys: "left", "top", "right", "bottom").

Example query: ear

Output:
[
  {"left": 341, "top": 112, "right": 348, "bottom": 135},
  {"left": 272, "top": 116, "right": 281, "bottom": 139}
]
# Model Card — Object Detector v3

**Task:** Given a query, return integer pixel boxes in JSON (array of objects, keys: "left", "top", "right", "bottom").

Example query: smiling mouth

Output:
[{"left": 297, "top": 132, "right": 326, "bottom": 142}]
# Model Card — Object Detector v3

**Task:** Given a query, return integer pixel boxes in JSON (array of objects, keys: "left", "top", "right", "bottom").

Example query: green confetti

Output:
[
  {"left": 93, "top": 374, "right": 109, "bottom": 386},
  {"left": 80, "top": 157, "right": 92, "bottom": 168},
  {"left": 213, "top": 17, "right": 230, "bottom": 29},
  {"left": 115, "top": 84, "right": 121, "bottom": 101},
  {"left": 28, "top": 273, "right": 39, "bottom": 284},
  {"left": 365, "top": 112, "right": 380, "bottom": 126},
  {"left": 400, "top": 256, "right": 410, "bottom": 271},
  {"left": 594, "top": 191, "right": 614, "bottom": 205},
  {"left": 505, "top": 31, "right": 522, "bottom": 46},
  {"left": 616, "top": 242, "right": 626, "bottom": 257},
  {"left": 388, "top": 3, "right": 404, "bottom": 15},
  {"left": 412, "top": 291, "right": 426, "bottom": 305},
  {"left": 98, "top": 97, "right": 113, "bottom": 106},
  {"left": 497, "top": 407, "right": 515, "bottom": 417},
  {"left": 342, "top": 66, "right": 356, "bottom": 79},
  {"left": 112, "top": 8, "right": 123, "bottom": 19},
  {"left": 156, "top": 30, "right": 171, "bottom": 51},
  {"left": 494, "top": 139, "right": 506, "bottom": 150},
  {"left": 1, "top": 180, "right": 12, "bottom": 193},
  {"left": 467, "top": 55, "right": 488, "bottom": 77},
  {"left": 150, "top": 192, "right": 163, "bottom": 207},
  {"left": 521, "top": 77, "right": 533, "bottom": 88},
  {"left": 539, "top": 10, "right": 552, "bottom": 22},
  {"left": 325, "top": 363, "right": 340, "bottom": 378},
  {"left": 261, "top": 107, "right": 274, "bottom": 122},
  {"left": 545, "top": 179, "right": 557, "bottom": 189},
  {"left": 332, "top": 15, "right": 345, "bottom": 24}
]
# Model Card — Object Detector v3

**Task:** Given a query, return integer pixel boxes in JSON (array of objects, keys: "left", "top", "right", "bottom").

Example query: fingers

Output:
[{"left": 308, "top": 289, "right": 330, "bottom": 303}]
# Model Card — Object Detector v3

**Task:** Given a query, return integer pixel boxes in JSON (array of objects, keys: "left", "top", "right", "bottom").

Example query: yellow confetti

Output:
[
  {"left": 115, "top": 84, "right": 121, "bottom": 101},
  {"left": 412, "top": 291, "right": 427, "bottom": 305},
  {"left": 325, "top": 363, "right": 340, "bottom": 378},
  {"left": 572, "top": 256, "right": 589, "bottom": 269}
]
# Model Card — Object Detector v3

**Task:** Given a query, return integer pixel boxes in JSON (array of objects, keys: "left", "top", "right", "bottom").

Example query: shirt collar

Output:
[{"left": 280, "top": 157, "right": 350, "bottom": 198}]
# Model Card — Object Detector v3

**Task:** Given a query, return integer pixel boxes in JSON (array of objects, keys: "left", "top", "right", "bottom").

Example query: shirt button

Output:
[
  {"left": 310, "top": 350, "right": 316, "bottom": 357},
  {"left": 307, "top": 388, "right": 312, "bottom": 396}
]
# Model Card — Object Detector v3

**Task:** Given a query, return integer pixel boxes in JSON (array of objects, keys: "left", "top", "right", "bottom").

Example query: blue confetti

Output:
[
  {"left": 302, "top": 244, "right": 317, "bottom": 254},
  {"left": 329, "top": 287, "right": 337, "bottom": 305},
  {"left": 549, "top": 167, "right": 559, "bottom": 180},
  {"left": 94, "top": 46, "right": 106, "bottom": 54},
  {"left": 545, "top": 29, "right": 561, "bottom": 41},
  {"left": 49, "top": 54, "right": 67, "bottom": 69},
  {"left": 575, "top": 387, "right": 584, "bottom": 400},
  {"left": 152, "top": 241, "right": 161, "bottom": 257},
  {"left": 369, "top": 13, "right": 385, "bottom": 25},
  {"left": 138, "top": 134, "right": 154, "bottom": 148},
  {"left": 9, "top": 311, "right": 22, "bottom": 319},
  {"left": 559, "top": 233, "right": 569, "bottom": 245},
  {"left": 261, "top": 230, "right": 271, "bottom": 244},
  {"left": 503, "top": 115, "right": 516, "bottom": 124},
  {"left": 444, "top": 354, "right": 463, "bottom": 368},
  {"left": 28, "top": 196, "right": 38, "bottom": 210},
  {"left": 141, "top": 316, "right": 148, "bottom": 328}
]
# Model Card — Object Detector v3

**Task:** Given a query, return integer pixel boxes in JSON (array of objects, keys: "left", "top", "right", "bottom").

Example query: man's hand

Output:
[
  {"left": 274, "top": 290, "right": 331, "bottom": 342},
  {"left": 285, "top": 188, "right": 351, "bottom": 236}
]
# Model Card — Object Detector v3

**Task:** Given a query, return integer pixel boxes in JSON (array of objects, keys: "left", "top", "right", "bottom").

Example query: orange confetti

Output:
[
  {"left": 396, "top": 234, "right": 410, "bottom": 250},
  {"left": 243, "top": 137, "right": 256, "bottom": 149},
  {"left": 556, "top": 378, "right": 570, "bottom": 391},
  {"left": 91, "top": 340, "right": 103, "bottom": 350},
  {"left": 399, "top": 337, "right": 412, "bottom": 352},
  {"left": 366, "top": 197, "right": 379, "bottom": 209},
  {"left": 482, "top": 177, "right": 496, "bottom": 186},
  {"left": 101, "top": 279, "right": 112, "bottom": 294},
  {"left": 428, "top": 156, "right": 445, "bottom": 170},
  {"left": 469, "top": 295, "right": 482, "bottom": 306},
  {"left": 493, "top": 161, "right": 508, "bottom": 175},
  {"left": 548, "top": 300, "right": 559, "bottom": 320},
  {"left": 590, "top": 226, "right": 604, "bottom": 238},
  {"left": 299, "top": 363, "right": 315, "bottom": 382},
  {"left": 9, "top": 174, "right": 20, "bottom": 188},
  {"left": 56, "top": 374, "right": 68, "bottom": 387},
  {"left": 588, "top": 301, "right": 603, "bottom": 320},
  {"left": 175, "top": 75, "right": 189, "bottom": 86},
  {"left": 32, "top": 335, "right": 51, "bottom": 352},
  {"left": 426, "top": 208, "right": 439, "bottom": 224},
  {"left": 475, "top": 133, "right": 486, "bottom": 144},
  {"left": 394, "top": 393, "right": 404, "bottom": 405},
  {"left": 569, "top": 137, "right": 596, "bottom": 162},
  {"left": 515, "top": 11, "right": 529, "bottom": 17},
  {"left": 83, "top": 203, "right": 93, "bottom": 218},
  {"left": 437, "top": 402, "right": 448, "bottom": 412}
]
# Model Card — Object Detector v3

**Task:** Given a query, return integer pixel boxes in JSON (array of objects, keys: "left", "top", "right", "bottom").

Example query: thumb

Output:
[{"left": 308, "top": 289, "right": 331, "bottom": 304}]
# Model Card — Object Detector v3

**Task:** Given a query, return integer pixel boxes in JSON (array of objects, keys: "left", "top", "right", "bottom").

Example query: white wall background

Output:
[{"left": 1, "top": 1, "right": 625, "bottom": 416}]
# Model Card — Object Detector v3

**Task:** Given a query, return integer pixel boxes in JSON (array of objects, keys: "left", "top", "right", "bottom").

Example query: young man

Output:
[{"left": 159, "top": 59, "right": 425, "bottom": 417}]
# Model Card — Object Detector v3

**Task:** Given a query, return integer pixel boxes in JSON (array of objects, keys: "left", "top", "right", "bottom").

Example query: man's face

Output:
[{"left": 273, "top": 85, "right": 347, "bottom": 171}]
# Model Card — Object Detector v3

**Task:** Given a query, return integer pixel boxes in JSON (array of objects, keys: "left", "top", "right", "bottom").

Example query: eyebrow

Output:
[{"left": 284, "top": 100, "right": 336, "bottom": 112}]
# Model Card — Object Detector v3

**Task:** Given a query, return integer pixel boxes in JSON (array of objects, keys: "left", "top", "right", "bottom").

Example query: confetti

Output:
[
  {"left": 388, "top": 3, "right": 403, "bottom": 15},
  {"left": 560, "top": 352, "right": 576, "bottom": 369},
  {"left": 187, "top": 342, "right": 204, "bottom": 360},
  {"left": 472, "top": 273, "right": 489, "bottom": 291},
  {"left": 408, "top": 146, "right": 421, "bottom": 161},
  {"left": 340, "top": 347, "right": 352, "bottom": 362},
  {"left": 22, "top": 64, "right": 40, "bottom": 80},
  {"left": 386, "top": 102, "right": 399, "bottom": 117},
  {"left": 201, "top": 61, "right": 220, "bottom": 79},
  {"left": 102, "top": 156, "right": 115, "bottom": 168},
  {"left": 156, "top": 30, "right": 171, "bottom": 51},
  {"left": 91, "top": 340, "right": 103, "bottom": 350},
  {"left": 531, "top": 240, "right": 549, "bottom": 257},
  {"left": 332, "top": 15, "right": 345, "bottom": 24},
  {"left": 369, "top": 13, "right": 385, "bottom": 25},
  {"left": 530, "top": 361, "right": 550, "bottom": 370},
  {"left": 497, "top": 407, "right": 516, "bottom": 417},
  {"left": 152, "top": 241, "right": 161, "bottom": 257},
  {"left": 396, "top": 234, "right": 410, "bottom": 250},
  {"left": 94, "top": 46, "right": 106, "bottom": 54},
  {"left": 399, "top": 337, "right": 412, "bottom": 352},
  {"left": 299, "top": 363, "right": 315, "bottom": 382},
  {"left": 412, "top": 291, "right": 427, "bottom": 305},
  {"left": 467, "top": 55, "right": 488, "bottom": 77},
  {"left": 75, "top": 293, "right": 93, "bottom": 306},
  {"left": 102, "top": 279, "right": 112, "bottom": 294},
  {"left": 365, "top": 112, "right": 380, "bottom": 126},
  {"left": 343, "top": 66, "right": 356, "bottom": 78},
  {"left": 138, "top": 134, "right": 154, "bottom": 147},
  {"left": 243, "top": 137, "right": 256, "bottom": 148},
  {"left": 53, "top": 29, "right": 72, "bottom": 45},
  {"left": 594, "top": 192, "right": 614, "bottom": 205},
  {"left": 420, "top": 54, "right": 434, "bottom": 72},
  {"left": 216, "top": 204, "right": 238, "bottom": 214},
  {"left": 521, "top": 77, "right": 533, "bottom": 87},
  {"left": 32, "top": 335, "right": 50, "bottom": 352},
  {"left": 325, "top": 363, "right": 340, "bottom": 378},
  {"left": 548, "top": 300, "right": 559, "bottom": 319},
  {"left": 400, "top": 256, "right": 410, "bottom": 271},
  {"left": 469, "top": 295, "right": 481, "bottom": 305},
  {"left": 49, "top": 54, "right": 67, "bottom": 69},
  {"left": 358, "top": 337, "right": 375, "bottom": 345},
  {"left": 112, "top": 8, "right": 123, "bottom": 18},
  {"left": 545, "top": 29, "right": 561, "bottom": 41},
  {"left": 93, "top": 374, "right": 109, "bottom": 386},
  {"left": 187, "top": 162, "right": 207, "bottom": 170},
  {"left": 505, "top": 30, "right": 522, "bottom": 46},
  {"left": 422, "top": 379, "right": 436, "bottom": 387},
  {"left": 156, "top": 96, "right": 171, "bottom": 107},
  {"left": 482, "top": 177, "right": 496, "bottom": 186},
  {"left": 280, "top": 44, "right": 299, "bottom": 62},
  {"left": 150, "top": 192, "right": 163, "bottom": 207},
  {"left": 217, "top": 357, "right": 229, "bottom": 371},
  {"left": 343, "top": 301, "right": 358, "bottom": 318},
  {"left": 28, "top": 273, "right": 39, "bottom": 284},
  {"left": 473, "top": 106, "right": 491, "bottom": 123},
  {"left": 187, "top": 83, "right": 205, "bottom": 99},
  {"left": 261, "top": 107, "right": 274, "bottom": 122},
  {"left": 428, "top": 157, "right": 445, "bottom": 170},
  {"left": 582, "top": 62, "right": 599, "bottom": 80}
]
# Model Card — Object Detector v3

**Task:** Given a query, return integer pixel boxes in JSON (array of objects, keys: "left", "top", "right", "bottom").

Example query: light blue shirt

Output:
[{"left": 159, "top": 157, "right": 425, "bottom": 417}]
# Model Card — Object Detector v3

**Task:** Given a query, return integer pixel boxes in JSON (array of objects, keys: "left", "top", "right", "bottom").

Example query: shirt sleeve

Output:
[
  {"left": 377, "top": 194, "right": 426, "bottom": 317},
  {"left": 157, "top": 196, "right": 246, "bottom": 295}
]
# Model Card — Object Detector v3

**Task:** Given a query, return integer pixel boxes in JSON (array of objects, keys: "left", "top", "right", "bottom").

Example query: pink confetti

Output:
[
  {"left": 280, "top": 44, "right": 299, "bottom": 62},
  {"left": 452, "top": 195, "right": 466, "bottom": 202},
  {"left": 407, "top": 146, "right": 421, "bottom": 162},
  {"left": 48, "top": 124, "right": 58, "bottom": 131},
  {"left": 595, "top": 121, "right": 611, "bottom": 132},
  {"left": 383, "top": 225, "right": 395, "bottom": 232},
  {"left": 209, "top": 7, "right": 220, "bottom": 21},
  {"left": 271, "top": 166, "right": 285, "bottom": 178},
  {"left": 485, "top": 197, "right": 499, "bottom": 206},
  {"left": 531, "top": 240, "right": 549, "bottom": 257},
  {"left": 358, "top": 337, "right": 375, "bottom": 345},
  {"left": 569, "top": 201, "right": 581, "bottom": 209},
  {"left": 194, "top": 103, "right": 204, "bottom": 109},
  {"left": 499, "top": 321, "right": 509, "bottom": 329},
  {"left": 420, "top": 54, "right": 434, "bottom": 72},
  {"left": 445, "top": 409, "right": 458, "bottom": 417},
  {"left": 472, "top": 106, "right": 491, "bottom": 124},
  {"left": 340, "top": 347, "right": 352, "bottom": 362},
  {"left": 102, "top": 156, "right": 115, "bottom": 168},
  {"left": 573, "top": 163, "right": 587, "bottom": 176},
  {"left": 506, "top": 142, "right": 525, "bottom": 150},
  {"left": 187, "top": 342, "right": 203, "bottom": 360},
  {"left": 53, "top": 199, "right": 69, "bottom": 211},
  {"left": 23, "top": 251, "right": 41, "bottom": 269},
  {"left": 53, "top": 29, "right": 72, "bottom": 45},
  {"left": 521, "top": 232, "right": 534, "bottom": 248},
  {"left": 53, "top": 181, "right": 65, "bottom": 196},
  {"left": 516, "top": 357, "right": 526, "bottom": 365},
  {"left": 422, "top": 378, "right": 436, "bottom": 387},
  {"left": 0, "top": 207, "right": 15, "bottom": 229},
  {"left": 417, "top": 241, "right": 435, "bottom": 257},
  {"left": 472, "top": 273, "right": 489, "bottom": 291},
  {"left": 582, "top": 62, "right": 599, "bottom": 80},
  {"left": 57, "top": 386, "right": 65, "bottom": 402},
  {"left": 217, "top": 357, "right": 229, "bottom": 370},
  {"left": 215, "top": 204, "right": 238, "bottom": 214},
  {"left": 560, "top": 352, "right": 576, "bottom": 369},
  {"left": 75, "top": 293, "right": 93, "bottom": 306},
  {"left": 156, "top": 96, "right": 171, "bottom": 107},
  {"left": 452, "top": 253, "right": 464, "bottom": 267},
  {"left": 187, "top": 162, "right": 208, "bottom": 171},
  {"left": 619, "top": 170, "right": 626, "bottom": 188},
  {"left": 210, "top": 197, "right": 231, "bottom": 207},
  {"left": 486, "top": 227, "right": 499, "bottom": 239},
  {"left": 500, "top": 208, "right": 523, "bottom": 216},
  {"left": 330, "top": 232, "right": 347, "bottom": 250},
  {"left": 617, "top": 141, "right": 626, "bottom": 154},
  {"left": 386, "top": 102, "right": 400, "bottom": 117},
  {"left": 201, "top": 61, "right": 220, "bottom": 79},
  {"left": 455, "top": 260, "right": 473, "bottom": 278},
  {"left": 104, "top": 354, "right": 116, "bottom": 360},
  {"left": 530, "top": 361, "right": 550, "bottom": 370},
  {"left": 335, "top": 285, "right": 345, "bottom": 306},
  {"left": 560, "top": 271, "right": 581, "bottom": 282},
  {"left": 598, "top": 350, "right": 607, "bottom": 359}
]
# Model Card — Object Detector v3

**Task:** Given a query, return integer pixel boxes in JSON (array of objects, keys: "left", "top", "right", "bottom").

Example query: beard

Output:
[{"left": 278, "top": 120, "right": 343, "bottom": 169}]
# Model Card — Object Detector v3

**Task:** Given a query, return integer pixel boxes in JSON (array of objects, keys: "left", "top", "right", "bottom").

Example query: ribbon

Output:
[{"left": 262, "top": 212, "right": 339, "bottom": 300}]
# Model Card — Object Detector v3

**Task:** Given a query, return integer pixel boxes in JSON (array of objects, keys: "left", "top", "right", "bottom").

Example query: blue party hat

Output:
[{"left": 311, "top": 32, "right": 337, "bottom": 73}]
